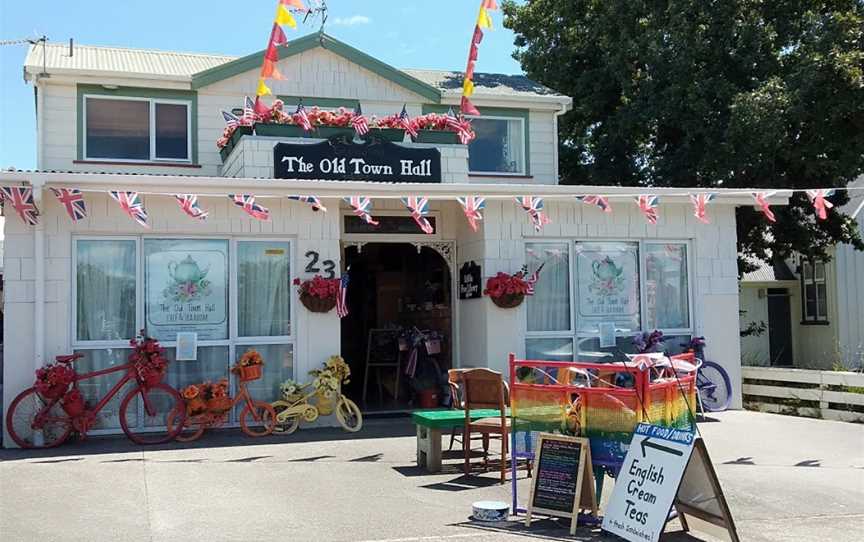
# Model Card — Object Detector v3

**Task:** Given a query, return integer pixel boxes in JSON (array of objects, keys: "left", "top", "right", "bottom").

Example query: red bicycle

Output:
[{"left": 5, "top": 353, "right": 187, "bottom": 448}]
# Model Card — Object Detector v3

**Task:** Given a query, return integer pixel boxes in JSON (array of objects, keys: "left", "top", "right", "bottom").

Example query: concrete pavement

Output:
[{"left": 1, "top": 410, "right": 862, "bottom": 541}]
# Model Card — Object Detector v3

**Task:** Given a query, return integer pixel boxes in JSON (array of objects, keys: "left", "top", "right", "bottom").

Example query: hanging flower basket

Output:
[
  {"left": 484, "top": 271, "right": 530, "bottom": 309},
  {"left": 294, "top": 276, "right": 340, "bottom": 313},
  {"left": 300, "top": 291, "right": 337, "bottom": 312},
  {"left": 491, "top": 292, "right": 525, "bottom": 309}
]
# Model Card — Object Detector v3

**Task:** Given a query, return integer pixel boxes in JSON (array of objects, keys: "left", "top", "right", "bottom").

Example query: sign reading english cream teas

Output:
[{"left": 273, "top": 140, "right": 441, "bottom": 182}]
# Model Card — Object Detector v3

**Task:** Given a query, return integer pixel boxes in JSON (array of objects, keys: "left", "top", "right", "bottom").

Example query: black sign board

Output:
[
  {"left": 273, "top": 140, "right": 441, "bottom": 182},
  {"left": 526, "top": 433, "right": 597, "bottom": 535},
  {"left": 459, "top": 261, "right": 482, "bottom": 300}
]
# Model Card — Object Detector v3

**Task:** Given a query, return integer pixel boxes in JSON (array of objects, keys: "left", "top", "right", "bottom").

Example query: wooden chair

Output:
[
  {"left": 448, "top": 369, "right": 510, "bottom": 451},
  {"left": 461, "top": 368, "right": 510, "bottom": 483}
]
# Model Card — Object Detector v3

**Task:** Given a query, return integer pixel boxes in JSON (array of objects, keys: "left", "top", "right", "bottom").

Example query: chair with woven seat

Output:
[{"left": 460, "top": 368, "right": 510, "bottom": 483}]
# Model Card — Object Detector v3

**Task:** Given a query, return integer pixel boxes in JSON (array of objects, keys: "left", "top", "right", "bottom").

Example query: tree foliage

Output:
[{"left": 503, "top": 0, "right": 864, "bottom": 271}]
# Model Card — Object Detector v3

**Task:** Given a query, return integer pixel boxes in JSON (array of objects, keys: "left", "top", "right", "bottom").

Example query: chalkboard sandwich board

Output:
[{"left": 525, "top": 433, "right": 597, "bottom": 535}]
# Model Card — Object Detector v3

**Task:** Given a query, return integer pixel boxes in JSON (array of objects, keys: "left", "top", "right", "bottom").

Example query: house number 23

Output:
[{"left": 305, "top": 250, "right": 336, "bottom": 279}]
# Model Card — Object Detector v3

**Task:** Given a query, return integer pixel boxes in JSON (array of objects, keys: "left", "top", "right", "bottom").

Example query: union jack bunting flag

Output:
[
  {"left": 221, "top": 110, "right": 240, "bottom": 128},
  {"left": 50, "top": 188, "right": 87, "bottom": 222},
  {"left": 635, "top": 195, "right": 660, "bottom": 225},
  {"left": 807, "top": 189, "right": 835, "bottom": 221},
  {"left": 241, "top": 96, "right": 257, "bottom": 125},
  {"left": 456, "top": 196, "right": 486, "bottom": 232},
  {"left": 336, "top": 273, "right": 350, "bottom": 318},
  {"left": 344, "top": 196, "right": 378, "bottom": 226},
  {"left": 351, "top": 104, "right": 369, "bottom": 137},
  {"left": 445, "top": 108, "right": 473, "bottom": 145},
  {"left": 399, "top": 104, "right": 418, "bottom": 138},
  {"left": 690, "top": 193, "right": 716, "bottom": 224},
  {"left": 576, "top": 195, "right": 612, "bottom": 213},
  {"left": 175, "top": 194, "right": 209, "bottom": 221},
  {"left": 109, "top": 191, "right": 149, "bottom": 228},
  {"left": 525, "top": 262, "right": 545, "bottom": 296},
  {"left": 1, "top": 186, "right": 39, "bottom": 225},
  {"left": 515, "top": 196, "right": 551, "bottom": 232},
  {"left": 751, "top": 192, "right": 777, "bottom": 223},
  {"left": 295, "top": 103, "right": 313, "bottom": 131},
  {"left": 288, "top": 195, "right": 327, "bottom": 212},
  {"left": 229, "top": 194, "right": 270, "bottom": 221},
  {"left": 402, "top": 196, "right": 434, "bottom": 234}
]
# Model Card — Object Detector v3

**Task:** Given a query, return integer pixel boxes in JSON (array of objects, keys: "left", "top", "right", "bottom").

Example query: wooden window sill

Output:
[{"left": 74, "top": 160, "right": 201, "bottom": 169}]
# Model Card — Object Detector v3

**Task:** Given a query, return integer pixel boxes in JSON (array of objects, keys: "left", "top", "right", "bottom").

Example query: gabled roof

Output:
[
  {"left": 741, "top": 258, "right": 797, "bottom": 283},
  {"left": 840, "top": 176, "right": 863, "bottom": 220}
]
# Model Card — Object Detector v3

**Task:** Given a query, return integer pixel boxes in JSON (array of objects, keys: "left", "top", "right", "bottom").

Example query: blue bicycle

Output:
[{"left": 683, "top": 337, "right": 732, "bottom": 412}]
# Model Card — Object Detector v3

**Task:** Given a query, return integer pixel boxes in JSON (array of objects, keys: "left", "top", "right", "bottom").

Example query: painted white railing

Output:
[{"left": 742, "top": 366, "right": 864, "bottom": 423}]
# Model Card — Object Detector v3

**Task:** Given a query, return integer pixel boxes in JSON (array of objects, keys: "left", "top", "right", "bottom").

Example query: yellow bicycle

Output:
[{"left": 271, "top": 381, "right": 362, "bottom": 434}]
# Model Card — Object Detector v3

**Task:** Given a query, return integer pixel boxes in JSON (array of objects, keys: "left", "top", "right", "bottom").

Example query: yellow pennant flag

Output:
[
  {"left": 275, "top": 4, "right": 297, "bottom": 28},
  {"left": 462, "top": 79, "right": 475, "bottom": 98},
  {"left": 477, "top": 7, "right": 493, "bottom": 29},
  {"left": 257, "top": 78, "right": 272, "bottom": 97}
]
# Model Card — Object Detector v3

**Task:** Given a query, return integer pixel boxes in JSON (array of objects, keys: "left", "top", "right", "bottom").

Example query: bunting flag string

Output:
[
  {"left": 175, "top": 194, "right": 209, "bottom": 221},
  {"left": 345, "top": 196, "right": 378, "bottom": 226},
  {"left": 295, "top": 103, "right": 313, "bottom": 131},
  {"left": 253, "top": 0, "right": 306, "bottom": 113},
  {"left": 636, "top": 195, "right": 660, "bottom": 225},
  {"left": 352, "top": 104, "right": 369, "bottom": 137},
  {"left": 807, "top": 189, "right": 835, "bottom": 220},
  {"left": 525, "top": 262, "right": 544, "bottom": 295},
  {"left": 457, "top": 196, "right": 486, "bottom": 232},
  {"left": 229, "top": 194, "right": 270, "bottom": 221},
  {"left": 445, "top": 107, "right": 474, "bottom": 144},
  {"left": 459, "top": 0, "right": 499, "bottom": 115},
  {"left": 242, "top": 97, "right": 257, "bottom": 125},
  {"left": 690, "top": 193, "right": 716, "bottom": 224},
  {"left": 1, "top": 186, "right": 39, "bottom": 225},
  {"left": 402, "top": 196, "right": 434, "bottom": 234},
  {"left": 50, "top": 187, "right": 87, "bottom": 222},
  {"left": 399, "top": 105, "right": 418, "bottom": 138},
  {"left": 752, "top": 192, "right": 777, "bottom": 223},
  {"left": 221, "top": 110, "right": 240, "bottom": 128},
  {"left": 109, "top": 191, "right": 149, "bottom": 228},
  {"left": 288, "top": 195, "right": 327, "bottom": 212},
  {"left": 576, "top": 195, "right": 612, "bottom": 213},
  {"left": 516, "top": 196, "right": 550, "bottom": 232}
]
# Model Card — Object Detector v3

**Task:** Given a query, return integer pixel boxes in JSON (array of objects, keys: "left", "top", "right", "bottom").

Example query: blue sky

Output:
[{"left": 0, "top": 0, "right": 523, "bottom": 169}]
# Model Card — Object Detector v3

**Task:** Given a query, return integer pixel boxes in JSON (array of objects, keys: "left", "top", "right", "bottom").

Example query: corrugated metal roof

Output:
[
  {"left": 403, "top": 69, "right": 562, "bottom": 98},
  {"left": 741, "top": 258, "right": 797, "bottom": 282}
]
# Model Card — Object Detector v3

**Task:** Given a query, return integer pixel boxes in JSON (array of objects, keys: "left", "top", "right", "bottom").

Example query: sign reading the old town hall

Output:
[{"left": 274, "top": 140, "right": 441, "bottom": 182}]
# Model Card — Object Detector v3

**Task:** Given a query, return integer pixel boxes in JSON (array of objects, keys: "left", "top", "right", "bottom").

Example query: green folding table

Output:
[{"left": 411, "top": 409, "right": 504, "bottom": 472}]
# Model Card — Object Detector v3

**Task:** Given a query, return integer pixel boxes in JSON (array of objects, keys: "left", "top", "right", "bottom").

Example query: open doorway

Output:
[{"left": 341, "top": 243, "right": 452, "bottom": 412}]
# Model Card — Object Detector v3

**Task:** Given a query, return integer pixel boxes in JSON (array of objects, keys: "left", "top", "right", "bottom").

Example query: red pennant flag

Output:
[
  {"left": 482, "top": 0, "right": 499, "bottom": 9},
  {"left": 254, "top": 97, "right": 270, "bottom": 117},
  {"left": 270, "top": 23, "right": 288, "bottom": 47},
  {"left": 469, "top": 43, "right": 479, "bottom": 62},
  {"left": 465, "top": 60, "right": 476, "bottom": 81},
  {"left": 280, "top": 0, "right": 306, "bottom": 7},
  {"left": 461, "top": 96, "right": 480, "bottom": 116},
  {"left": 473, "top": 25, "right": 484, "bottom": 45},
  {"left": 264, "top": 42, "right": 279, "bottom": 62},
  {"left": 261, "top": 59, "right": 284, "bottom": 80}
]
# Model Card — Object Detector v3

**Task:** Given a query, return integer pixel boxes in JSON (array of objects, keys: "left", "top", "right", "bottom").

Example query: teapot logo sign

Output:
[
  {"left": 590, "top": 256, "right": 625, "bottom": 298},
  {"left": 164, "top": 255, "right": 212, "bottom": 303}
]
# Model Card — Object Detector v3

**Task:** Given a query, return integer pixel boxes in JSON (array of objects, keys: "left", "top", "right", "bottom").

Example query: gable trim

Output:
[{"left": 191, "top": 32, "right": 441, "bottom": 103}]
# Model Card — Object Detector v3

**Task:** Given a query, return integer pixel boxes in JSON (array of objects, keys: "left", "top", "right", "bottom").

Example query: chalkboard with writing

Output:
[{"left": 525, "top": 433, "right": 597, "bottom": 535}]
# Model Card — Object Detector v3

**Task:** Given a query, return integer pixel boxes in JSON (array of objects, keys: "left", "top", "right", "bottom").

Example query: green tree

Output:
[{"left": 503, "top": 0, "right": 864, "bottom": 271}]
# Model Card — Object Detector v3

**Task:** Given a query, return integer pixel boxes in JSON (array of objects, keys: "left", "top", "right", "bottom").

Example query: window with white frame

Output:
[
  {"left": 467, "top": 116, "right": 526, "bottom": 175},
  {"left": 801, "top": 260, "right": 828, "bottom": 323},
  {"left": 72, "top": 237, "right": 294, "bottom": 432},
  {"left": 84, "top": 96, "right": 191, "bottom": 161},
  {"left": 525, "top": 240, "right": 693, "bottom": 361}
]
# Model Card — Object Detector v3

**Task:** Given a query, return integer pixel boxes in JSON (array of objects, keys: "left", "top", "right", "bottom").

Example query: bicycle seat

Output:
[{"left": 55, "top": 353, "right": 84, "bottom": 364}]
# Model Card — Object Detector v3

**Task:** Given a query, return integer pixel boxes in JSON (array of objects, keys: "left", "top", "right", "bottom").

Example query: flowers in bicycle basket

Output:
[
  {"left": 198, "top": 379, "right": 231, "bottom": 413},
  {"left": 309, "top": 355, "right": 349, "bottom": 399},
  {"left": 34, "top": 363, "right": 76, "bottom": 399},
  {"left": 237, "top": 350, "right": 264, "bottom": 367},
  {"left": 128, "top": 330, "right": 168, "bottom": 387},
  {"left": 181, "top": 384, "right": 207, "bottom": 416},
  {"left": 279, "top": 379, "right": 304, "bottom": 402}
]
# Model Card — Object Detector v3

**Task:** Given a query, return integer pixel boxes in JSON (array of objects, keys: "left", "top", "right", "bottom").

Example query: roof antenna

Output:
[
  {"left": 68, "top": 38, "right": 73, "bottom": 57},
  {"left": 25, "top": 35, "right": 49, "bottom": 77}
]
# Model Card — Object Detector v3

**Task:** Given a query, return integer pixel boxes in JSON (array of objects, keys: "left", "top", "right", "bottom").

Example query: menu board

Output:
[{"left": 525, "top": 433, "right": 597, "bottom": 535}]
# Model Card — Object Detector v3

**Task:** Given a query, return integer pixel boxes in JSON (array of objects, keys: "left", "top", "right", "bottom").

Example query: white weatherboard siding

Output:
[{"left": 835, "top": 219, "right": 864, "bottom": 367}]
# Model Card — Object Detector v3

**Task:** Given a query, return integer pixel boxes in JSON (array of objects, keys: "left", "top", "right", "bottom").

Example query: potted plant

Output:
[
  {"left": 254, "top": 99, "right": 307, "bottom": 138},
  {"left": 411, "top": 113, "right": 475, "bottom": 144},
  {"left": 34, "top": 363, "right": 75, "bottom": 400},
  {"left": 182, "top": 384, "right": 207, "bottom": 416},
  {"left": 366, "top": 114, "right": 406, "bottom": 142},
  {"left": 129, "top": 330, "right": 168, "bottom": 387},
  {"left": 308, "top": 107, "right": 359, "bottom": 140},
  {"left": 484, "top": 271, "right": 530, "bottom": 309},
  {"left": 234, "top": 350, "right": 265, "bottom": 382},
  {"left": 294, "top": 275, "right": 339, "bottom": 313},
  {"left": 61, "top": 388, "right": 86, "bottom": 417}
]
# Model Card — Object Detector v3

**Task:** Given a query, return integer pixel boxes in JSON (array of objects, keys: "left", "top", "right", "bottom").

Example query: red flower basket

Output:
[
  {"left": 300, "top": 291, "right": 337, "bottom": 312},
  {"left": 491, "top": 292, "right": 525, "bottom": 309},
  {"left": 61, "top": 389, "right": 86, "bottom": 417},
  {"left": 143, "top": 370, "right": 164, "bottom": 388},
  {"left": 239, "top": 364, "right": 263, "bottom": 382},
  {"left": 39, "top": 383, "right": 70, "bottom": 401},
  {"left": 207, "top": 396, "right": 232, "bottom": 414},
  {"left": 484, "top": 272, "right": 530, "bottom": 309},
  {"left": 295, "top": 275, "right": 339, "bottom": 313}
]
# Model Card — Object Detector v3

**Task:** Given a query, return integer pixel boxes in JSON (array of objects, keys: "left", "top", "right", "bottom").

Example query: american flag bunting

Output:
[
  {"left": 635, "top": 195, "right": 660, "bottom": 225},
  {"left": 457, "top": 196, "right": 486, "bottom": 232},
  {"left": 344, "top": 196, "right": 378, "bottom": 226},
  {"left": 402, "top": 196, "right": 434, "bottom": 234},
  {"left": 241, "top": 96, "right": 257, "bottom": 125},
  {"left": 525, "top": 262, "right": 544, "bottom": 296},
  {"left": 288, "top": 195, "right": 327, "bottom": 212},
  {"left": 445, "top": 108, "right": 473, "bottom": 144},
  {"left": 221, "top": 110, "right": 240, "bottom": 128},
  {"left": 399, "top": 104, "right": 418, "bottom": 138},
  {"left": 515, "top": 196, "right": 551, "bottom": 232},
  {"left": 752, "top": 192, "right": 777, "bottom": 223},
  {"left": 1, "top": 186, "right": 39, "bottom": 226},
  {"left": 229, "top": 194, "right": 270, "bottom": 221},
  {"left": 50, "top": 188, "right": 87, "bottom": 222},
  {"left": 351, "top": 104, "right": 369, "bottom": 137},
  {"left": 690, "top": 193, "right": 716, "bottom": 224},
  {"left": 109, "top": 191, "right": 149, "bottom": 228},
  {"left": 175, "top": 194, "right": 209, "bottom": 221},
  {"left": 807, "top": 189, "right": 835, "bottom": 220},
  {"left": 336, "top": 273, "right": 350, "bottom": 318},
  {"left": 295, "top": 103, "right": 313, "bottom": 131},
  {"left": 576, "top": 195, "right": 612, "bottom": 213}
]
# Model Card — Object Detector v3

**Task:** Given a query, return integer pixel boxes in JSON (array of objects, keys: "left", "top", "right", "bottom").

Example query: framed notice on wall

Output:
[{"left": 145, "top": 239, "right": 229, "bottom": 341}]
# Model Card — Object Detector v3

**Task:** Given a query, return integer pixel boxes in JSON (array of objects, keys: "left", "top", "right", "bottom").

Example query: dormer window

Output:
[
  {"left": 467, "top": 116, "right": 526, "bottom": 175},
  {"left": 83, "top": 96, "right": 191, "bottom": 162}
]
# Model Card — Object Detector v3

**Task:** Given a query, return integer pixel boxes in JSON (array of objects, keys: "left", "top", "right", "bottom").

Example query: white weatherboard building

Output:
[{"left": 2, "top": 33, "right": 756, "bottom": 445}]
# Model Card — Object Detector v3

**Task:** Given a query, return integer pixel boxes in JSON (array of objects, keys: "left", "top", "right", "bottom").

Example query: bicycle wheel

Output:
[
  {"left": 6, "top": 388, "right": 71, "bottom": 448},
  {"left": 271, "top": 401, "right": 300, "bottom": 434},
  {"left": 166, "top": 406, "right": 205, "bottom": 442},
  {"left": 698, "top": 360, "right": 732, "bottom": 412},
  {"left": 335, "top": 397, "right": 363, "bottom": 433},
  {"left": 240, "top": 400, "right": 276, "bottom": 437},
  {"left": 119, "top": 383, "right": 185, "bottom": 445}
]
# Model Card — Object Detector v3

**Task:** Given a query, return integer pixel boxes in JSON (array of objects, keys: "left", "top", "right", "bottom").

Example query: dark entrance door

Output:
[{"left": 767, "top": 288, "right": 793, "bottom": 366}]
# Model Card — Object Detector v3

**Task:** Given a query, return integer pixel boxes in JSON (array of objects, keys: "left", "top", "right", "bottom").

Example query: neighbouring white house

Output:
[
  {"left": 739, "top": 178, "right": 864, "bottom": 369},
  {"left": 1, "top": 32, "right": 767, "bottom": 446}
]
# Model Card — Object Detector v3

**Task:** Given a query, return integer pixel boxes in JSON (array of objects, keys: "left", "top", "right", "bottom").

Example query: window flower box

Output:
[
  {"left": 316, "top": 126, "right": 356, "bottom": 140},
  {"left": 363, "top": 128, "right": 405, "bottom": 142},
  {"left": 229, "top": 125, "right": 254, "bottom": 148},
  {"left": 414, "top": 130, "right": 461, "bottom": 144},
  {"left": 254, "top": 123, "right": 306, "bottom": 138}
]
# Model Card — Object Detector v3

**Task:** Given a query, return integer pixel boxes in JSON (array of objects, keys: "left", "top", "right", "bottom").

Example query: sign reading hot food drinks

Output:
[{"left": 273, "top": 140, "right": 441, "bottom": 182}]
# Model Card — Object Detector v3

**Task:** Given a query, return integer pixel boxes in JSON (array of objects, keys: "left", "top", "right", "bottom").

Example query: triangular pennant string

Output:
[
  {"left": 576, "top": 195, "right": 612, "bottom": 213},
  {"left": 807, "top": 189, "right": 835, "bottom": 220},
  {"left": 752, "top": 192, "right": 777, "bottom": 222},
  {"left": 109, "top": 191, "right": 149, "bottom": 228},
  {"left": 457, "top": 196, "right": 486, "bottom": 232},
  {"left": 635, "top": 195, "right": 660, "bottom": 225},
  {"left": 50, "top": 187, "right": 87, "bottom": 222},
  {"left": 402, "top": 196, "right": 434, "bottom": 234},
  {"left": 1, "top": 186, "right": 39, "bottom": 225},
  {"left": 516, "top": 196, "right": 551, "bottom": 232},
  {"left": 526, "top": 262, "right": 544, "bottom": 295},
  {"left": 287, "top": 195, "right": 327, "bottom": 212},
  {"left": 345, "top": 196, "right": 378, "bottom": 226},
  {"left": 459, "top": 1, "right": 499, "bottom": 115},
  {"left": 175, "top": 194, "right": 209, "bottom": 221},
  {"left": 690, "top": 193, "right": 716, "bottom": 224},
  {"left": 228, "top": 194, "right": 270, "bottom": 221}
]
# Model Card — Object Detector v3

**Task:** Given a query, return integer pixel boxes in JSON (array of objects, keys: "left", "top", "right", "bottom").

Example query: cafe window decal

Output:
[
  {"left": 145, "top": 239, "right": 229, "bottom": 341},
  {"left": 575, "top": 242, "right": 640, "bottom": 332}
]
